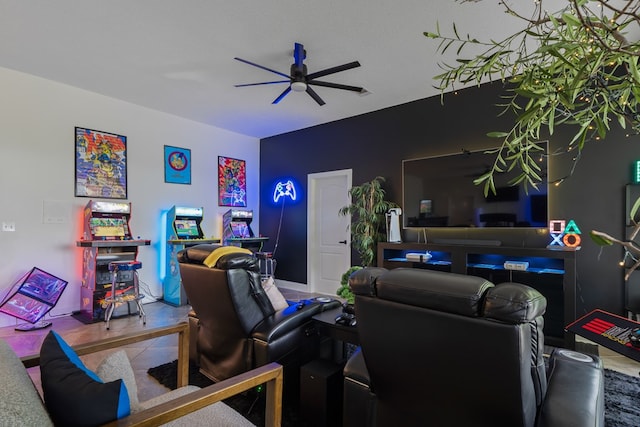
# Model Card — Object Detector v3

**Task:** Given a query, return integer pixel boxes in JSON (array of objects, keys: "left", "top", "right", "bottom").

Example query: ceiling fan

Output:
[{"left": 234, "top": 42, "right": 364, "bottom": 106}]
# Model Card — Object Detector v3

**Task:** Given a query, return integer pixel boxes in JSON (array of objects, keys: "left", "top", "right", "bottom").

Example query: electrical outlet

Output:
[{"left": 2, "top": 222, "right": 16, "bottom": 232}]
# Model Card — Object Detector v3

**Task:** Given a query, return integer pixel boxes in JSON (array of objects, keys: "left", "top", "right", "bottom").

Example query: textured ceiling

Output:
[{"left": 0, "top": 0, "right": 571, "bottom": 138}]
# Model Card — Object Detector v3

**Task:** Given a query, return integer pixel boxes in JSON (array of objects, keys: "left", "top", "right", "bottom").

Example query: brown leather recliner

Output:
[
  {"left": 177, "top": 244, "right": 340, "bottom": 385},
  {"left": 343, "top": 267, "right": 605, "bottom": 427}
]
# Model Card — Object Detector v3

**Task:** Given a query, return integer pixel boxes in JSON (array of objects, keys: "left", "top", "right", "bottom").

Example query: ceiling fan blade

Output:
[
  {"left": 234, "top": 57, "right": 290, "bottom": 79},
  {"left": 235, "top": 80, "right": 290, "bottom": 87},
  {"left": 306, "top": 86, "right": 326, "bottom": 106},
  {"left": 306, "top": 61, "right": 361, "bottom": 80},
  {"left": 272, "top": 86, "right": 292, "bottom": 104},
  {"left": 307, "top": 80, "right": 364, "bottom": 93}
]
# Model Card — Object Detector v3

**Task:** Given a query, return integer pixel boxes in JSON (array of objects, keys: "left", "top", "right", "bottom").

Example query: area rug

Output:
[
  {"left": 604, "top": 369, "right": 640, "bottom": 427},
  {"left": 148, "top": 361, "right": 640, "bottom": 426}
]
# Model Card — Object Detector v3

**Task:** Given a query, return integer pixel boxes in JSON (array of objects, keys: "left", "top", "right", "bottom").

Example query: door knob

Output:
[{"left": 339, "top": 240, "right": 347, "bottom": 244}]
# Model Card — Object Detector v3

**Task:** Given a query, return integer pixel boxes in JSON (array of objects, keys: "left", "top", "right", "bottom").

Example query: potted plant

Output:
[
  {"left": 337, "top": 266, "right": 363, "bottom": 304},
  {"left": 338, "top": 176, "right": 399, "bottom": 267},
  {"left": 337, "top": 176, "right": 398, "bottom": 308}
]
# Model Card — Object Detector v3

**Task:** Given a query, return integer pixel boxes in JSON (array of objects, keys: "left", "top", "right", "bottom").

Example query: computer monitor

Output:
[
  {"left": 89, "top": 217, "right": 126, "bottom": 238},
  {"left": 230, "top": 222, "right": 250, "bottom": 238},
  {"left": 0, "top": 267, "right": 68, "bottom": 331},
  {"left": 174, "top": 219, "right": 200, "bottom": 238}
]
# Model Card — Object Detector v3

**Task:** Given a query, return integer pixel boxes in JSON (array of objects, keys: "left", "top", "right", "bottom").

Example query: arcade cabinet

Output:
[
  {"left": 75, "top": 200, "right": 150, "bottom": 323},
  {"left": 163, "top": 205, "right": 220, "bottom": 306},
  {"left": 222, "top": 209, "right": 269, "bottom": 253}
]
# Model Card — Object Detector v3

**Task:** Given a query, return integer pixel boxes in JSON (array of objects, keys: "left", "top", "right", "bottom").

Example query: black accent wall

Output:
[{"left": 260, "top": 81, "right": 634, "bottom": 316}]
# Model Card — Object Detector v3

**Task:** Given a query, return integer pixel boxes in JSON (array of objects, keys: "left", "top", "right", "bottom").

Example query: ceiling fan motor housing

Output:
[{"left": 290, "top": 63, "right": 307, "bottom": 80}]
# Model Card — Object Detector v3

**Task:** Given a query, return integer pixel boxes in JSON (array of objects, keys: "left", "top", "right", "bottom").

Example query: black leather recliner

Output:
[
  {"left": 177, "top": 244, "right": 340, "bottom": 386},
  {"left": 343, "top": 267, "right": 605, "bottom": 427}
]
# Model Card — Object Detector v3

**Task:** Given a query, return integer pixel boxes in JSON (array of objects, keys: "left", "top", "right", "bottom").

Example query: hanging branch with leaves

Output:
[
  {"left": 590, "top": 195, "right": 640, "bottom": 280},
  {"left": 425, "top": 0, "right": 640, "bottom": 195}
]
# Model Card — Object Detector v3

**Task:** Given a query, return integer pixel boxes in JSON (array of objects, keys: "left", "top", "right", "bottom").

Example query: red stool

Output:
[{"left": 104, "top": 261, "right": 146, "bottom": 330}]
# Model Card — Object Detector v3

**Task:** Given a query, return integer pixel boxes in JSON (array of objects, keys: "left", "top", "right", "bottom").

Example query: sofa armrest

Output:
[
  {"left": 104, "top": 362, "right": 283, "bottom": 427},
  {"left": 22, "top": 323, "right": 191, "bottom": 388},
  {"left": 20, "top": 322, "right": 284, "bottom": 427},
  {"left": 537, "top": 349, "right": 605, "bottom": 427},
  {"left": 252, "top": 300, "right": 341, "bottom": 343}
]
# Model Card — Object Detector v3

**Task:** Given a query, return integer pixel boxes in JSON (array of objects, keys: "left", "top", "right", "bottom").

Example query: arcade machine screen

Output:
[
  {"left": 175, "top": 219, "right": 200, "bottom": 239},
  {"left": 89, "top": 218, "right": 127, "bottom": 239},
  {"left": 0, "top": 267, "right": 68, "bottom": 325},
  {"left": 231, "top": 222, "right": 250, "bottom": 238}
]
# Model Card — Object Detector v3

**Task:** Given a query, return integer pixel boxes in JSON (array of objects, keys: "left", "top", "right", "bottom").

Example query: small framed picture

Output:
[
  {"left": 420, "top": 199, "right": 433, "bottom": 215},
  {"left": 164, "top": 145, "right": 191, "bottom": 185}
]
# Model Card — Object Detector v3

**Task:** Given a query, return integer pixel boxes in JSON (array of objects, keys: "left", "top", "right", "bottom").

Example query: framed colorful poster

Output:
[
  {"left": 164, "top": 145, "right": 191, "bottom": 184},
  {"left": 218, "top": 156, "right": 247, "bottom": 207},
  {"left": 75, "top": 127, "right": 127, "bottom": 199}
]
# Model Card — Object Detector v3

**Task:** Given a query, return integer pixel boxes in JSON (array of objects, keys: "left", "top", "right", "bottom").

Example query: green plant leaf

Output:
[
  {"left": 425, "top": 0, "right": 640, "bottom": 190},
  {"left": 630, "top": 196, "right": 640, "bottom": 223},
  {"left": 589, "top": 231, "right": 614, "bottom": 246}
]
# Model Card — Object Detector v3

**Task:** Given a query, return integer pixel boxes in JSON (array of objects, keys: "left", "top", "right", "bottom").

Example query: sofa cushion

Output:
[
  {"left": 40, "top": 331, "right": 130, "bottom": 426},
  {"left": 374, "top": 268, "right": 494, "bottom": 317},
  {"left": 96, "top": 350, "right": 141, "bottom": 412},
  {"left": 349, "top": 267, "right": 388, "bottom": 297},
  {"left": 176, "top": 244, "right": 222, "bottom": 264},
  {"left": 215, "top": 251, "right": 259, "bottom": 271},
  {"left": 483, "top": 282, "right": 547, "bottom": 323},
  {"left": 0, "top": 339, "right": 53, "bottom": 426},
  {"left": 261, "top": 276, "right": 289, "bottom": 311},
  {"left": 139, "top": 385, "right": 254, "bottom": 427},
  {"left": 203, "top": 246, "right": 253, "bottom": 268}
]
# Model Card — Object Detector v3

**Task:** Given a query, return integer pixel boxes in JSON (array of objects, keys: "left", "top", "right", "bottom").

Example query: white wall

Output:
[{"left": 0, "top": 67, "right": 260, "bottom": 327}]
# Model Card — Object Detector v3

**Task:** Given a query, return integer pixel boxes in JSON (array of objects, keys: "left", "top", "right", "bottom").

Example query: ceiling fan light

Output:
[{"left": 291, "top": 81, "right": 307, "bottom": 92}]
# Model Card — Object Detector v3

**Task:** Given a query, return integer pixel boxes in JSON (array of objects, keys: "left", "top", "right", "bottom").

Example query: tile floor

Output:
[{"left": 1, "top": 287, "right": 639, "bottom": 405}]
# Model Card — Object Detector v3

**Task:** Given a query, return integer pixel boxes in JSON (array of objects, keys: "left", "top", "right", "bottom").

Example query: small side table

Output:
[
  {"left": 104, "top": 261, "right": 146, "bottom": 330},
  {"left": 313, "top": 306, "right": 359, "bottom": 346},
  {"left": 566, "top": 309, "right": 640, "bottom": 362}
]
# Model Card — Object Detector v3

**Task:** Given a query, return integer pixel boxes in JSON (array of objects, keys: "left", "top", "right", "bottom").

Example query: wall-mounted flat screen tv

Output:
[{"left": 402, "top": 146, "right": 548, "bottom": 228}]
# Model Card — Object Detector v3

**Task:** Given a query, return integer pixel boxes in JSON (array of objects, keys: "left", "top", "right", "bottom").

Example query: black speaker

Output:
[{"left": 300, "top": 359, "right": 343, "bottom": 427}]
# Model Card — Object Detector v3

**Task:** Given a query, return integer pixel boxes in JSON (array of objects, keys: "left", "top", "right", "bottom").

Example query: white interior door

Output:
[{"left": 308, "top": 170, "right": 352, "bottom": 296}]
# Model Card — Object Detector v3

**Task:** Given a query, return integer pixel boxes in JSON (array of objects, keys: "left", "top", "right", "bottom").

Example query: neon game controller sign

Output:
[{"left": 273, "top": 180, "right": 297, "bottom": 203}]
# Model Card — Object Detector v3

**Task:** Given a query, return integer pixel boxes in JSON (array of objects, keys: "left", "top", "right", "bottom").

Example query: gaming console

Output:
[{"left": 503, "top": 261, "right": 529, "bottom": 271}]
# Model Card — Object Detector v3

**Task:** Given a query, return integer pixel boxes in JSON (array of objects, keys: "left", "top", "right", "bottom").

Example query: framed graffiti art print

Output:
[
  {"left": 75, "top": 127, "right": 127, "bottom": 199},
  {"left": 218, "top": 156, "right": 246, "bottom": 207}
]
